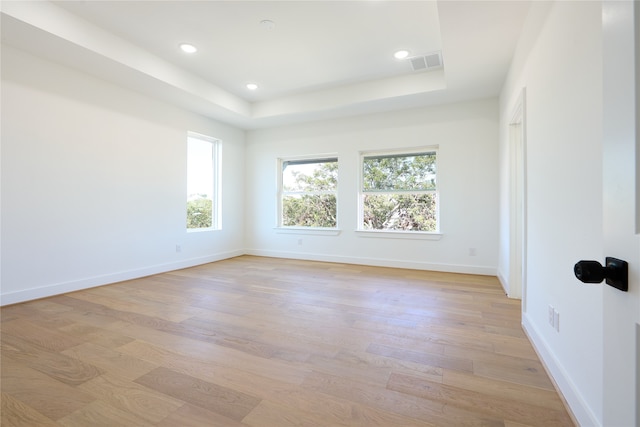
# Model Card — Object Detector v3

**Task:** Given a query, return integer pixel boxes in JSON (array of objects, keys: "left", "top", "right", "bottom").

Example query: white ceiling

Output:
[{"left": 1, "top": 1, "right": 532, "bottom": 129}]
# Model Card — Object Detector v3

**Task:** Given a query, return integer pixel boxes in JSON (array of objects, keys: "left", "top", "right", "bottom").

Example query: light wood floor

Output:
[{"left": 1, "top": 255, "right": 574, "bottom": 426}]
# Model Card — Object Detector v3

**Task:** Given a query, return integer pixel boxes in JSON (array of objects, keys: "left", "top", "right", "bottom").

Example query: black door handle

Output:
[{"left": 574, "top": 257, "right": 628, "bottom": 292}]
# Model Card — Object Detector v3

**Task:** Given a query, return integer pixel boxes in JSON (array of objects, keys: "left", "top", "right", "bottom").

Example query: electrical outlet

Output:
[
  {"left": 176, "top": 244, "right": 182, "bottom": 253},
  {"left": 297, "top": 239, "right": 303, "bottom": 246},
  {"left": 554, "top": 309, "right": 560, "bottom": 332},
  {"left": 469, "top": 248, "right": 477, "bottom": 256},
  {"left": 548, "top": 305, "right": 555, "bottom": 327}
]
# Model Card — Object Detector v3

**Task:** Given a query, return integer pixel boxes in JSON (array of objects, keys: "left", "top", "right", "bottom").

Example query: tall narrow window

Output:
[
  {"left": 187, "top": 132, "right": 220, "bottom": 230},
  {"left": 360, "top": 149, "right": 437, "bottom": 232},
  {"left": 280, "top": 157, "right": 338, "bottom": 228}
]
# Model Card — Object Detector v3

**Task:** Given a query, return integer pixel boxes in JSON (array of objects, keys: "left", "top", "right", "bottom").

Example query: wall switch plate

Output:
[
  {"left": 553, "top": 309, "right": 560, "bottom": 332},
  {"left": 548, "top": 305, "right": 555, "bottom": 327}
]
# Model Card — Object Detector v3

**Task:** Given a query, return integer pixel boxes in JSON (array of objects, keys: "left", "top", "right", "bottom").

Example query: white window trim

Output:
[
  {"left": 276, "top": 154, "right": 339, "bottom": 230},
  {"left": 187, "top": 131, "right": 221, "bottom": 232},
  {"left": 355, "top": 230, "right": 442, "bottom": 240},
  {"left": 358, "top": 146, "right": 440, "bottom": 234},
  {"left": 274, "top": 227, "right": 342, "bottom": 236}
]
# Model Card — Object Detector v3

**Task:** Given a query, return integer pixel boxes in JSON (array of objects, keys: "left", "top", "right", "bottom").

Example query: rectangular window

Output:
[
  {"left": 360, "top": 149, "right": 437, "bottom": 232},
  {"left": 279, "top": 157, "right": 338, "bottom": 228},
  {"left": 187, "top": 132, "right": 221, "bottom": 230}
]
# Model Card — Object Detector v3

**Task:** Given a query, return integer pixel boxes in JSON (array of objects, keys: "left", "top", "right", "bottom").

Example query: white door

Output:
[{"left": 601, "top": 1, "right": 639, "bottom": 425}]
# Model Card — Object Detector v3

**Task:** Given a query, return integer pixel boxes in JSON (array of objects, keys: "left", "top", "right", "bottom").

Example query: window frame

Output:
[
  {"left": 357, "top": 147, "right": 440, "bottom": 237},
  {"left": 186, "top": 131, "right": 221, "bottom": 232},
  {"left": 277, "top": 155, "right": 339, "bottom": 230}
]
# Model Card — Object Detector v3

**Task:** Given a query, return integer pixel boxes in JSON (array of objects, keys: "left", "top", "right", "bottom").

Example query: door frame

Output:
[{"left": 508, "top": 88, "right": 527, "bottom": 303}]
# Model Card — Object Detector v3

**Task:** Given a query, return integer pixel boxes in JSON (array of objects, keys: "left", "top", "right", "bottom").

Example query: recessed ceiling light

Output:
[
  {"left": 179, "top": 43, "right": 197, "bottom": 54},
  {"left": 246, "top": 83, "right": 258, "bottom": 91},
  {"left": 394, "top": 50, "right": 410, "bottom": 60}
]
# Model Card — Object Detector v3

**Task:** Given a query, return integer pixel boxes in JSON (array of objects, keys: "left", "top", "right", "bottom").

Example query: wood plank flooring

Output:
[{"left": 1, "top": 255, "right": 575, "bottom": 426}]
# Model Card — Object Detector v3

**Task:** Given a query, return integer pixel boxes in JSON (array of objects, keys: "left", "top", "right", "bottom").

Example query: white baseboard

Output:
[
  {"left": 0, "top": 250, "right": 243, "bottom": 306},
  {"left": 497, "top": 269, "right": 509, "bottom": 295},
  {"left": 1, "top": 249, "right": 496, "bottom": 305},
  {"left": 244, "top": 249, "right": 497, "bottom": 276},
  {"left": 522, "top": 313, "right": 601, "bottom": 427}
]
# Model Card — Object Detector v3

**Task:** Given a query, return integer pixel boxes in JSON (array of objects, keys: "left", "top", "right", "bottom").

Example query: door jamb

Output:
[{"left": 508, "top": 88, "right": 527, "bottom": 306}]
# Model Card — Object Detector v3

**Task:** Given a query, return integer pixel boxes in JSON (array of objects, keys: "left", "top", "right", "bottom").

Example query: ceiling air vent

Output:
[
  {"left": 409, "top": 51, "right": 443, "bottom": 72},
  {"left": 425, "top": 52, "right": 442, "bottom": 68},
  {"left": 410, "top": 56, "right": 428, "bottom": 71}
]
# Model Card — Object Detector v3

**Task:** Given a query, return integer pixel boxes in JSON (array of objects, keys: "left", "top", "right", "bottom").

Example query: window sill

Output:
[
  {"left": 355, "top": 230, "right": 443, "bottom": 240},
  {"left": 274, "top": 227, "right": 342, "bottom": 236},
  {"left": 187, "top": 227, "right": 221, "bottom": 233}
]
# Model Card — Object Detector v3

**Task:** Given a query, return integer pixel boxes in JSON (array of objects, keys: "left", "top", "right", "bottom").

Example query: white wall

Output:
[
  {"left": 1, "top": 45, "right": 246, "bottom": 305},
  {"left": 245, "top": 98, "right": 500, "bottom": 275},
  {"left": 499, "top": 2, "right": 604, "bottom": 425}
]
